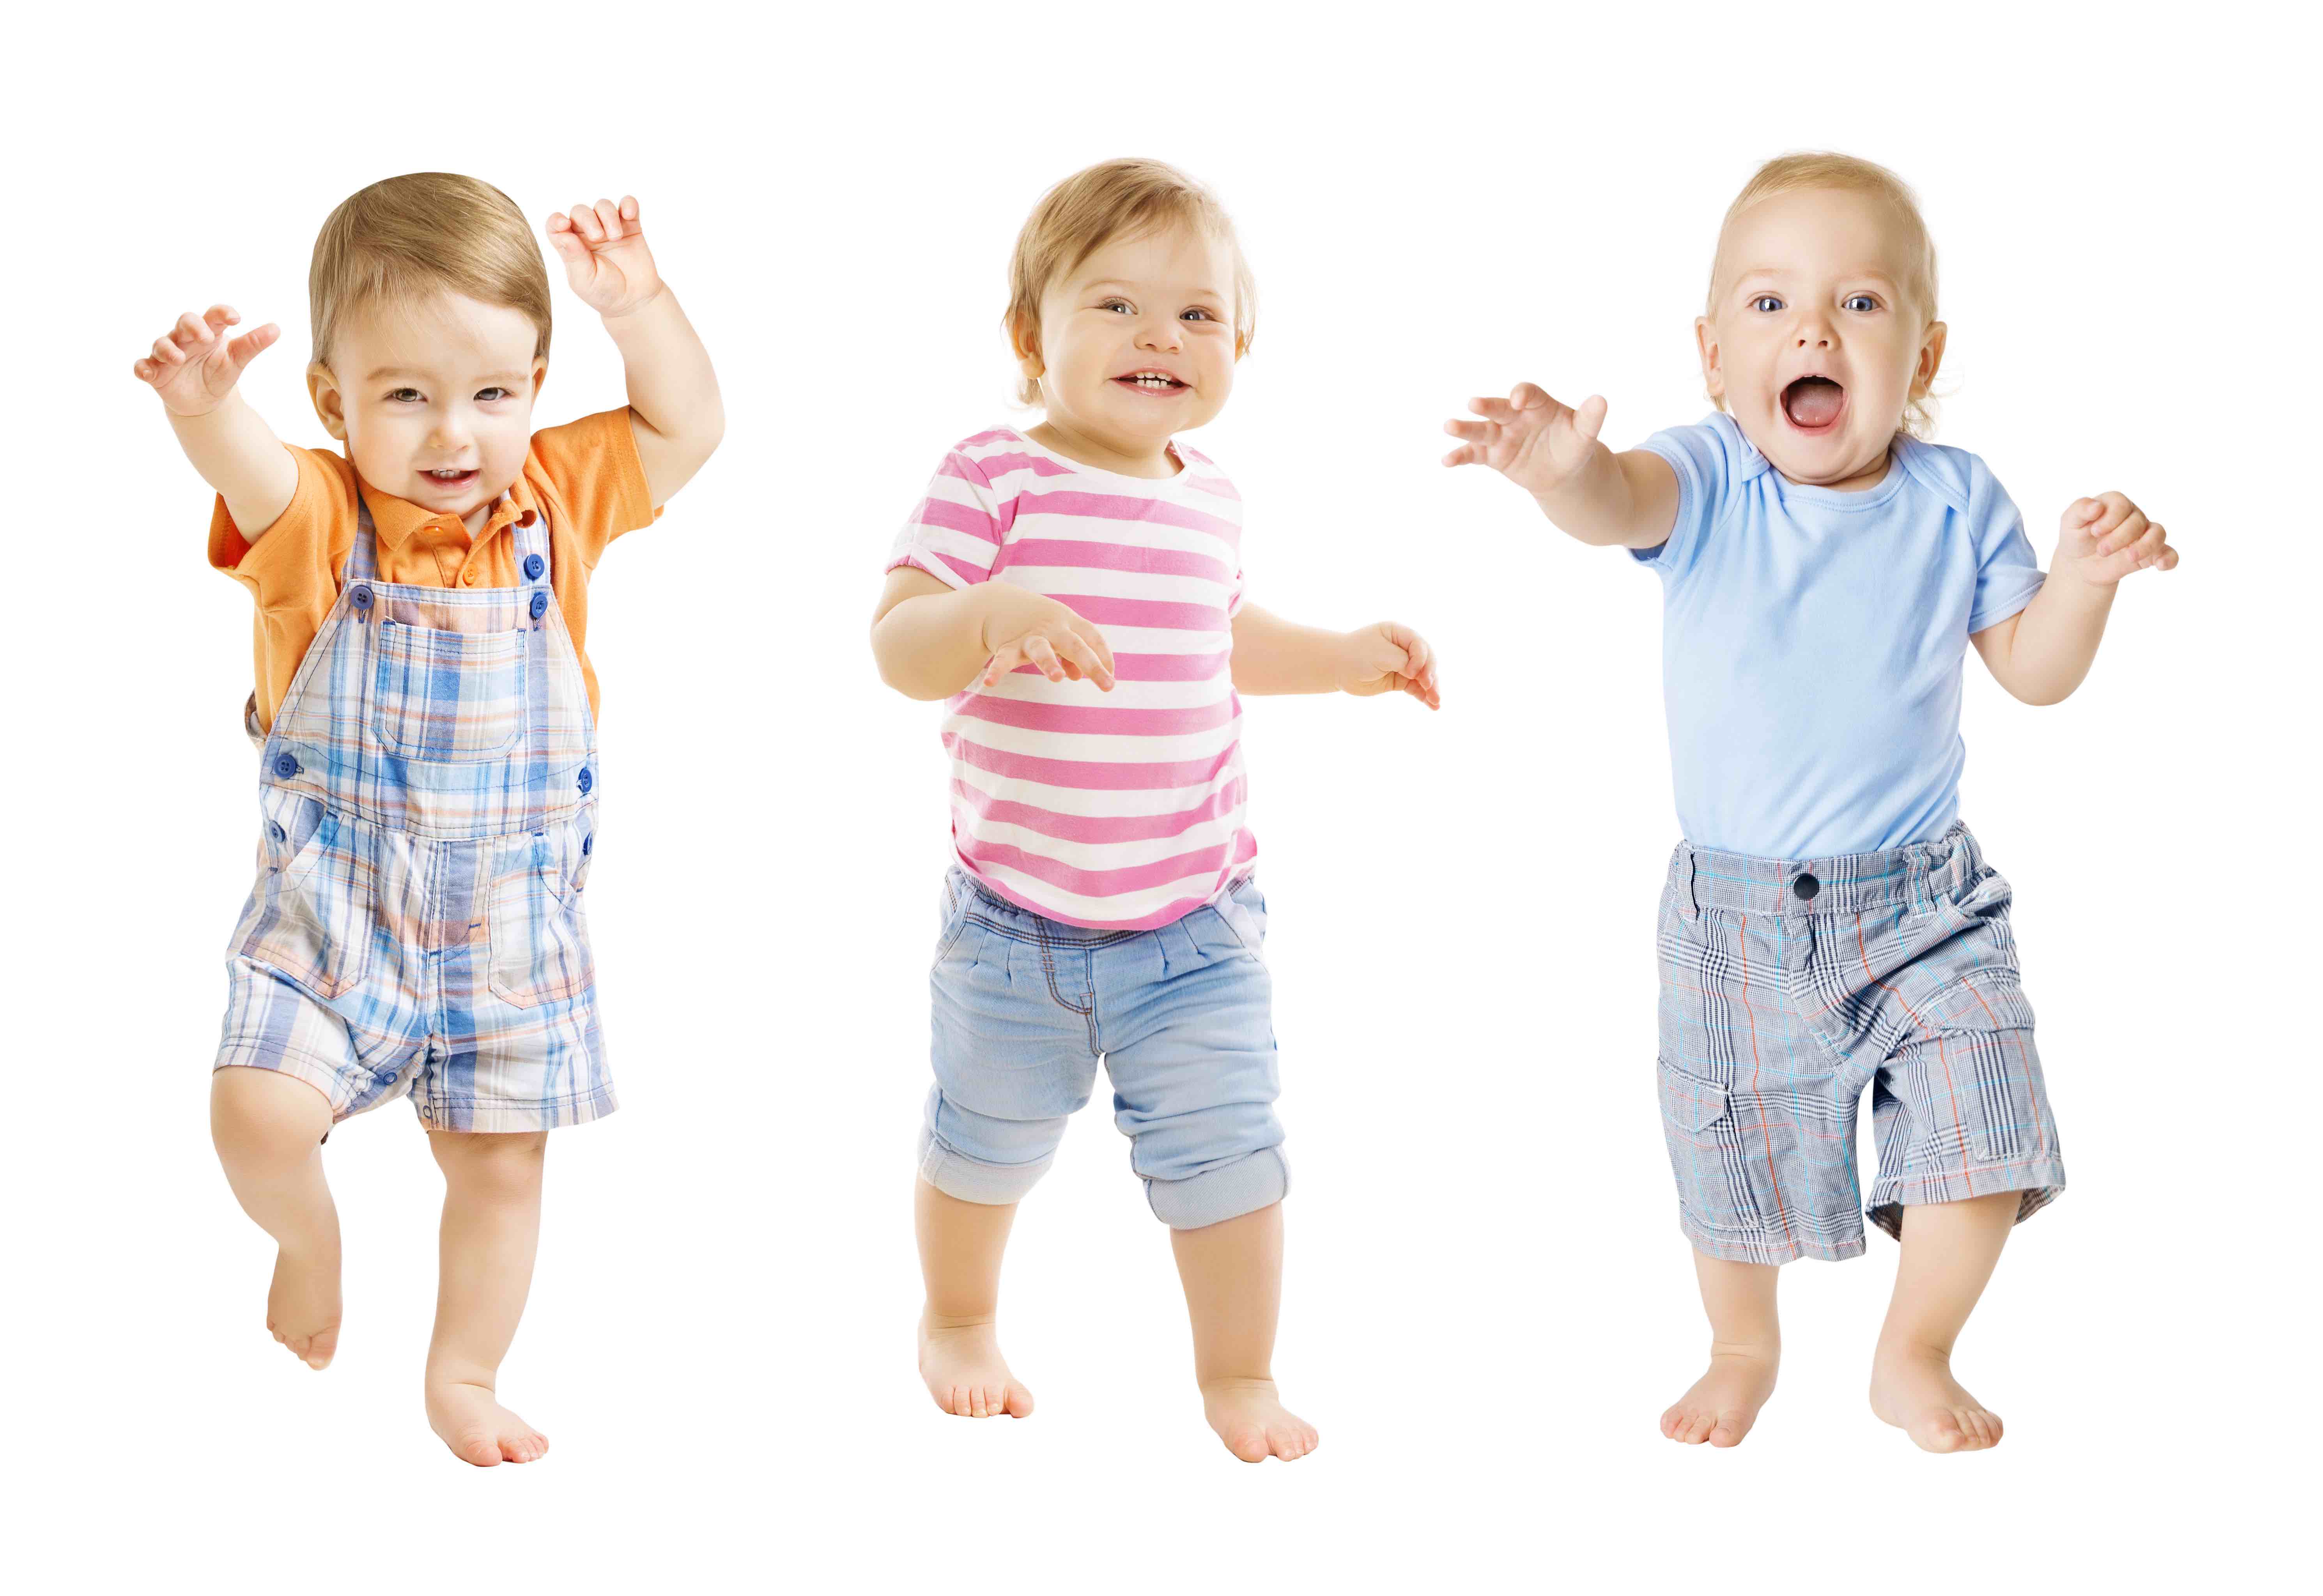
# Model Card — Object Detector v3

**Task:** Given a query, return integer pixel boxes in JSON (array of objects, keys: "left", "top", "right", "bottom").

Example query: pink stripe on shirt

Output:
[{"left": 891, "top": 428, "right": 1255, "bottom": 929}]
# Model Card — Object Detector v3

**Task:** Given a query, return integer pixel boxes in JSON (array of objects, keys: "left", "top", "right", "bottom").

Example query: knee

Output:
[
  {"left": 431, "top": 1131, "right": 548, "bottom": 1200},
  {"left": 917, "top": 1120, "right": 1062, "bottom": 1207},
  {"left": 211, "top": 1067, "right": 332, "bottom": 1170},
  {"left": 1144, "top": 1145, "right": 1289, "bottom": 1231}
]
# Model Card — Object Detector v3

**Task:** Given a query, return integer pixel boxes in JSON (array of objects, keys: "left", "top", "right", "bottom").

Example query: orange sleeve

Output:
[
  {"left": 525, "top": 409, "right": 661, "bottom": 570},
  {"left": 207, "top": 444, "right": 358, "bottom": 609}
]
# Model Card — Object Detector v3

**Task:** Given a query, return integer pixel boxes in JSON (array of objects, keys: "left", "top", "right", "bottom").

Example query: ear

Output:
[
  {"left": 1008, "top": 311, "right": 1044, "bottom": 387},
  {"left": 529, "top": 356, "right": 548, "bottom": 404},
  {"left": 307, "top": 360, "right": 347, "bottom": 442},
  {"left": 1693, "top": 316, "right": 1724, "bottom": 403},
  {"left": 1912, "top": 320, "right": 1948, "bottom": 400}
]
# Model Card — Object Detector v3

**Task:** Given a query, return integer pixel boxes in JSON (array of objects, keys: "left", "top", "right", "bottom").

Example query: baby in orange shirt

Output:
[{"left": 133, "top": 173, "right": 722, "bottom": 1465}]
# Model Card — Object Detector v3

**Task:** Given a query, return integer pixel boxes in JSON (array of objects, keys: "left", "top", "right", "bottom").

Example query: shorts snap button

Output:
[{"left": 1793, "top": 873, "right": 1821, "bottom": 902}]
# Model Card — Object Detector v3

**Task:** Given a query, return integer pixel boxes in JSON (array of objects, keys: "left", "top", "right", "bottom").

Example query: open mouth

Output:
[
  {"left": 1781, "top": 376, "right": 1846, "bottom": 433},
  {"left": 1112, "top": 370, "right": 1188, "bottom": 395},
  {"left": 423, "top": 468, "right": 481, "bottom": 488}
]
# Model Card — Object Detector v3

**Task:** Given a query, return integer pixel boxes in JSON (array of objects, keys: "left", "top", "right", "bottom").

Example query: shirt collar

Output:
[{"left": 355, "top": 469, "right": 540, "bottom": 551}]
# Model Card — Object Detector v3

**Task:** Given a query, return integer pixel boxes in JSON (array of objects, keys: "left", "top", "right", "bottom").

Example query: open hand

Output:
[
  {"left": 979, "top": 587, "right": 1117, "bottom": 691},
  {"left": 2054, "top": 492, "right": 2178, "bottom": 586},
  {"left": 1338, "top": 622, "right": 1441, "bottom": 709},
  {"left": 546, "top": 196, "right": 664, "bottom": 319},
  {"left": 1442, "top": 382, "right": 1608, "bottom": 497},
  {"left": 131, "top": 304, "right": 279, "bottom": 417}
]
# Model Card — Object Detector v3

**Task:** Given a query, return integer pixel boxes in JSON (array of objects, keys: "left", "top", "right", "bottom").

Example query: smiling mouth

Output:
[
  {"left": 1781, "top": 377, "right": 1846, "bottom": 432},
  {"left": 1112, "top": 371, "right": 1188, "bottom": 394},
  {"left": 424, "top": 468, "right": 480, "bottom": 486}
]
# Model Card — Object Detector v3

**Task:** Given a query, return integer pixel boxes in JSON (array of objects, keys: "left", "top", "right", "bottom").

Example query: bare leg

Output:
[
  {"left": 423, "top": 1131, "right": 550, "bottom": 1466},
  {"left": 1661, "top": 1251, "right": 1781, "bottom": 1447},
  {"left": 1870, "top": 1192, "right": 2016, "bottom": 1453},
  {"left": 211, "top": 1068, "right": 341, "bottom": 1370},
  {"left": 915, "top": 1178, "right": 1034, "bottom": 1418},
  {"left": 1172, "top": 1202, "right": 1315, "bottom": 1462}
]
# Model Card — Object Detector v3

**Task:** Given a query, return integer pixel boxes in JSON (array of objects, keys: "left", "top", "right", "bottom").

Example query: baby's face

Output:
[
  {"left": 1023, "top": 224, "right": 1238, "bottom": 466},
  {"left": 1697, "top": 188, "right": 1944, "bottom": 490},
  {"left": 309, "top": 292, "right": 546, "bottom": 527}
]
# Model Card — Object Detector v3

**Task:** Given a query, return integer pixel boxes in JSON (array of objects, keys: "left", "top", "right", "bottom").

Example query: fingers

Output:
[
  {"left": 980, "top": 643, "right": 1023, "bottom": 687},
  {"left": 1384, "top": 625, "right": 1442, "bottom": 709},
  {"left": 1049, "top": 627, "right": 1115, "bottom": 690},
  {"left": 224, "top": 322, "right": 280, "bottom": 376},
  {"left": 567, "top": 201, "right": 606, "bottom": 246},
  {"left": 1510, "top": 381, "right": 1554, "bottom": 411},
  {"left": 1022, "top": 633, "right": 1067, "bottom": 683},
  {"left": 2121, "top": 520, "right": 2176, "bottom": 573},
  {"left": 2079, "top": 490, "right": 2137, "bottom": 544},
  {"left": 1572, "top": 393, "right": 1609, "bottom": 446},
  {"left": 2092, "top": 508, "right": 2148, "bottom": 557}
]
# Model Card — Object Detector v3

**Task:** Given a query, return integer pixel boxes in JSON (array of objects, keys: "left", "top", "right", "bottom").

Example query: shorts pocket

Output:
[
  {"left": 486, "top": 823, "right": 595, "bottom": 1009},
  {"left": 933, "top": 871, "right": 978, "bottom": 966},
  {"left": 1656, "top": 1057, "right": 1793, "bottom": 1241},
  {"left": 1198, "top": 878, "right": 1268, "bottom": 961},
  {"left": 372, "top": 621, "right": 527, "bottom": 762},
  {"left": 238, "top": 794, "right": 374, "bottom": 1000}
]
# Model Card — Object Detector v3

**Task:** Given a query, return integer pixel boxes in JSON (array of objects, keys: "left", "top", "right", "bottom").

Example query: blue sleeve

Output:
[
  {"left": 1964, "top": 455, "right": 2046, "bottom": 634},
  {"left": 1631, "top": 416, "right": 1739, "bottom": 581}
]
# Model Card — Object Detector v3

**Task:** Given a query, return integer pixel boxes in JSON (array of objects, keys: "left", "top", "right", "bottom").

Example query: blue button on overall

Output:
[
  {"left": 273, "top": 754, "right": 299, "bottom": 780},
  {"left": 529, "top": 590, "right": 549, "bottom": 620},
  {"left": 270, "top": 823, "right": 286, "bottom": 842},
  {"left": 349, "top": 584, "right": 373, "bottom": 609},
  {"left": 582, "top": 835, "right": 593, "bottom": 856},
  {"left": 523, "top": 553, "right": 545, "bottom": 580},
  {"left": 577, "top": 767, "right": 593, "bottom": 794}
]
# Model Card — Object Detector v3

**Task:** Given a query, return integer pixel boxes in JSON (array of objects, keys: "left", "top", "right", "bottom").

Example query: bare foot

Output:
[
  {"left": 919, "top": 1313, "right": 1033, "bottom": 1418},
  {"left": 1661, "top": 1346, "right": 1779, "bottom": 1447},
  {"left": 1201, "top": 1378, "right": 1317, "bottom": 1463},
  {"left": 1871, "top": 1344, "right": 2003, "bottom": 1453},
  {"left": 266, "top": 1244, "right": 342, "bottom": 1370},
  {"left": 425, "top": 1378, "right": 549, "bottom": 1467}
]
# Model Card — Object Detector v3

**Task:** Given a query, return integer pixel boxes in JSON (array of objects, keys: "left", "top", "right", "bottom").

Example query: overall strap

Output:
[
  {"left": 345, "top": 496, "right": 380, "bottom": 582},
  {"left": 512, "top": 502, "right": 551, "bottom": 580}
]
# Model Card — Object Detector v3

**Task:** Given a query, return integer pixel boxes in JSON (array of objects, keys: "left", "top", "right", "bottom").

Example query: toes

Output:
[
  {"left": 1709, "top": 1412, "right": 1747, "bottom": 1447},
  {"left": 1226, "top": 1429, "right": 1271, "bottom": 1463},
  {"left": 453, "top": 1434, "right": 503, "bottom": 1468},
  {"left": 1004, "top": 1384, "right": 1034, "bottom": 1418}
]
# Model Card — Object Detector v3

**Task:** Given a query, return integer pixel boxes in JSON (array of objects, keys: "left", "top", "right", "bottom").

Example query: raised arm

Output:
[
  {"left": 132, "top": 304, "right": 297, "bottom": 538},
  {"left": 546, "top": 196, "right": 724, "bottom": 507},
  {"left": 1972, "top": 492, "right": 2178, "bottom": 706},
  {"left": 1442, "top": 382, "right": 1677, "bottom": 549},
  {"left": 871, "top": 566, "right": 1117, "bottom": 702}
]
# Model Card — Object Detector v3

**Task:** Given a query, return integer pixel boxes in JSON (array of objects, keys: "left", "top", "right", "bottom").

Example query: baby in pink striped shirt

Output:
[{"left": 872, "top": 159, "right": 1440, "bottom": 1463}]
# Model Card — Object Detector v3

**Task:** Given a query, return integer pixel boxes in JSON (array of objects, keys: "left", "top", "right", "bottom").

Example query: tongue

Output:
[{"left": 1785, "top": 380, "right": 1844, "bottom": 427}]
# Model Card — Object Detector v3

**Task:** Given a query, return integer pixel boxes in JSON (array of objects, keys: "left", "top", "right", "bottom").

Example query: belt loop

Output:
[{"left": 1680, "top": 844, "right": 1702, "bottom": 918}]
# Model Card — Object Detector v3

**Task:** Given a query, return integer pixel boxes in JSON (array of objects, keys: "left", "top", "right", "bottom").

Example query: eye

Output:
[
  {"left": 475, "top": 387, "right": 513, "bottom": 402},
  {"left": 1750, "top": 295, "right": 1783, "bottom": 314},
  {"left": 1843, "top": 294, "right": 1879, "bottom": 313},
  {"left": 386, "top": 387, "right": 423, "bottom": 403},
  {"left": 1098, "top": 297, "right": 1133, "bottom": 314},
  {"left": 1180, "top": 307, "right": 1216, "bottom": 322}
]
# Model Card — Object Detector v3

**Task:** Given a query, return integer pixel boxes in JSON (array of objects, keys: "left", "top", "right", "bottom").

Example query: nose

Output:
[
  {"left": 427, "top": 411, "right": 471, "bottom": 451},
  {"left": 1136, "top": 313, "right": 1183, "bottom": 354},
  {"left": 1793, "top": 308, "right": 1834, "bottom": 349}
]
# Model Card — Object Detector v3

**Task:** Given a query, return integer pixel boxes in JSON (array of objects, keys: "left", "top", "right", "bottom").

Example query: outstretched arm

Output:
[
  {"left": 1229, "top": 605, "right": 1439, "bottom": 708},
  {"left": 547, "top": 196, "right": 724, "bottom": 507},
  {"left": 1973, "top": 492, "right": 2179, "bottom": 706},
  {"left": 871, "top": 566, "right": 1118, "bottom": 701},
  {"left": 1443, "top": 381, "right": 1677, "bottom": 549},
  {"left": 132, "top": 304, "right": 297, "bottom": 537}
]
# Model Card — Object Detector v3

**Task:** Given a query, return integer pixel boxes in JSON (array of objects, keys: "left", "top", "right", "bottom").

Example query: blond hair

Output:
[
  {"left": 309, "top": 173, "right": 551, "bottom": 371},
  {"left": 1004, "top": 158, "right": 1255, "bottom": 407},
  {"left": 1707, "top": 152, "right": 1943, "bottom": 439}
]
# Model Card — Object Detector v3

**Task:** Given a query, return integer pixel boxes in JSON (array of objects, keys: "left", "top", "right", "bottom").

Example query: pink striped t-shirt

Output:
[{"left": 887, "top": 427, "right": 1255, "bottom": 931}]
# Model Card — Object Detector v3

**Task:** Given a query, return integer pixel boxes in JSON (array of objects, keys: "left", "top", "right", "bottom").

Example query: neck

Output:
[{"left": 1029, "top": 415, "right": 1179, "bottom": 478}]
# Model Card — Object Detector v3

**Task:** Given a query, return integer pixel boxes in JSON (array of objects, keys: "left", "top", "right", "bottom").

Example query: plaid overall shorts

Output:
[{"left": 213, "top": 501, "right": 613, "bottom": 1131}]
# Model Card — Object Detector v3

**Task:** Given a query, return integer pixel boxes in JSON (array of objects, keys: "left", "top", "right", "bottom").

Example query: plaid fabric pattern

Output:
[
  {"left": 1653, "top": 821, "right": 2064, "bottom": 1264},
  {"left": 215, "top": 505, "right": 612, "bottom": 1132}
]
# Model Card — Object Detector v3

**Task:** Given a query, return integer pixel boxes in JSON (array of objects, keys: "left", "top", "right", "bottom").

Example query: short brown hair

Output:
[
  {"left": 1707, "top": 152, "right": 1943, "bottom": 439},
  {"left": 309, "top": 173, "right": 552, "bottom": 370},
  {"left": 1004, "top": 159, "right": 1255, "bottom": 407}
]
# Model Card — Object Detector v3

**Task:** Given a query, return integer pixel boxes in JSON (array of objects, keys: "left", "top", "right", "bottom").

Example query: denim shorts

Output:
[
  {"left": 918, "top": 866, "right": 1287, "bottom": 1230},
  {"left": 1654, "top": 822, "right": 2065, "bottom": 1264}
]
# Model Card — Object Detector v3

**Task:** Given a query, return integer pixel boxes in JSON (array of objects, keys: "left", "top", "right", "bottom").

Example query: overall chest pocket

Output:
[{"left": 372, "top": 621, "right": 528, "bottom": 762}]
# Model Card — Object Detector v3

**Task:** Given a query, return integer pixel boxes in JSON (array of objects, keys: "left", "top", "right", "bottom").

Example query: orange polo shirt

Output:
[{"left": 209, "top": 409, "right": 659, "bottom": 734}]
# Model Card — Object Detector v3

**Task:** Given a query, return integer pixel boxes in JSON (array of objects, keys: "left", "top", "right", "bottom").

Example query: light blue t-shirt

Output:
[{"left": 1632, "top": 412, "right": 2045, "bottom": 861}]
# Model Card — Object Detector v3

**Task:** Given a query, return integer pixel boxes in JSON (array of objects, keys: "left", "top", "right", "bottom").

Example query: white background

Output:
[{"left": 7, "top": 3, "right": 2309, "bottom": 1589}]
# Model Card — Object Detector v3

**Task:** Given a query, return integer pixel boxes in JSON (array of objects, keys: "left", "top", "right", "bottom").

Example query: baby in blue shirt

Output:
[{"left": 1445, "top": 152, "right": 2177, "bottom": 1453}]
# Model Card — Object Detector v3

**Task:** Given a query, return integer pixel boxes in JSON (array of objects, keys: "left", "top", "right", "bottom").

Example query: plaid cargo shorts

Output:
[{"left": 1654, "top": 821, "right": 2065, "bottom": 1264}]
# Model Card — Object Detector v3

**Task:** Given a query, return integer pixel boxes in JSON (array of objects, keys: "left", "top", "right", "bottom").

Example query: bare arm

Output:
[
  {"left": 1972, "top": 492, "right": 2178, "bottom": 705},
  {"left": 132, "top": 304, "right": 298, "bottom": 538},
  {"left": 1443, "top": 382, "right": 1677, "bottom": 549},
  {"left": 871, "top": 566, "right": 1116, "bottom": 701},
  {"left": 545, "top": 197, "right": 724, "bottom": 507},
  {"left": 1229, "top": 604, "right": 1440, "bottom": 707}
]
